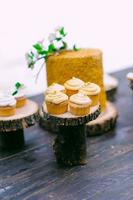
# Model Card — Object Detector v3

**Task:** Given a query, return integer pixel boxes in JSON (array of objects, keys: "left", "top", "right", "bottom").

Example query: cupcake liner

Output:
[{"left": 46, "top": 101, "right": 68, "bottom": 115}]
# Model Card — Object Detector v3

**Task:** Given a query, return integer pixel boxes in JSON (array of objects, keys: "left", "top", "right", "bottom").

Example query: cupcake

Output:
[
  {"left": 127, "top": 72, "right": 133, "bottom": 90},
  {"left": 12, "top": 82, "right": 27, "bottom": 108},
  {"left": 69, "top": 93, "right": 92, "bottom": 116},
  {"left": 79, "top": 82, "right": 101, "bottom": 106},
  {"left": 45, "top": 91, "right": 68, "bottom": 115},
  {"left": 64, "top": 77, "right": 84, "bottom": 97},
  {"left": 45, "top": 83, "right": 65, "bottom": 95},
  {"left": 0, "top": 94, "right": 16, "bottom": 117},
  {"left": 14, "top": 91, "right": 27, "bottom": 108}
]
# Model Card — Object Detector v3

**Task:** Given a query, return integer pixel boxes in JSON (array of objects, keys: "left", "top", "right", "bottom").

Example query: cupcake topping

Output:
[
  {"left": 45, "top": 91, "right": 68, "bottom": 104},
  {"left": 127, "top": 72, "right": 133, "bottom": 80},
  {"left": 64, "top": 77, "right": 84, "bottom": 90},
  {"left": 45, "top": 83, "right": 65, "bottom": 95},
  {"left": 14, "top": 90, "right": 25, "bottom": 99},
  {"left": 79, "top": 82, "right": 101, "bottom": 95},
  {"left": 70, "top": 93, "right": 92, "bottom": 105},
  {"left": 0, "top": 94, "right": 16, "bottom": 107}
]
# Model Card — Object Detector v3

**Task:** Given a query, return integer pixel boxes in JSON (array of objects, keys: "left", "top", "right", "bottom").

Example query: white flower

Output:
[
  {"left": 55, "top": 26, "right": 62, "bottom": 32},
  {"left": 53, "top": 40, "right": 63, "bottom": 50},
  {"left": 48, "top": 33, "right": 56, "bottom": 43}
]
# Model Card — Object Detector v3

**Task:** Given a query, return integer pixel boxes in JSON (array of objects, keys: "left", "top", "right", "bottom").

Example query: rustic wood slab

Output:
[
  {"left": 0, "top": 67, "right": 133, "bottom": 199},
  {"left": 40, "top": 101, "right": 118, "bottom": 136},
  {"left": 42, "top": 104, "right": 100, "bottom": 166},
  {"left": 42, "top": 103, "right": 100, "bottom": 126},
  {"left": 0, "top": 100, "right": 39, "bottom": 132},
  {"left": 0, "top": 100, "right": 39, "bottom": 150},
  {"left": 86, "top": 101, "right": 118, "bottom": 136}
]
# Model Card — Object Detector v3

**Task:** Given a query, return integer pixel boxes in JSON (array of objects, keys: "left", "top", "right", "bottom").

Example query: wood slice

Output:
[
  {"left": 0, "top": 100, "right": 39, "bottom": 132},
  {"left": 86, "top": 101, "right": 118, "bottom": 136},
  {"left": 40, "top": 102, "right": 118, "bottom": 136},
  {"left": 42, "top": 104, "right": 101, "bottom": 126}
]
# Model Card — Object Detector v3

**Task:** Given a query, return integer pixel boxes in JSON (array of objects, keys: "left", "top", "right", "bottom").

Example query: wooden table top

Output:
[{"left": 0, "top": 67, "right": 133, "bottom": 200}]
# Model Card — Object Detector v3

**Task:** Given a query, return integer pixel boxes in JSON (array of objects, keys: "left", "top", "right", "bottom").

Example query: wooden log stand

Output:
[
  {"left": 40, "top": 101, "right": 118, "bottom": 137},
  {"left": 0, "top": 100, "right": 39, "bottom": 150},
  {"left": 42, "top": 104, "right": 100, "bottom": 166}
]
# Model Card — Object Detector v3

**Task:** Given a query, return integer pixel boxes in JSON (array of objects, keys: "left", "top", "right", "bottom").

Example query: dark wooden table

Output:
[{"left": 0, "top": 67, "right": 133, "bottom": 200}]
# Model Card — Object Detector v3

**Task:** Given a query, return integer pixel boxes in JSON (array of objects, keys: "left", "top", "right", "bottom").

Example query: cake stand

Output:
[
  {"left": 0, "top": 100, "right": 39, "bottom": 150},
  {"left": 41, "top": 104, "right": 100, "bottom": 166}
]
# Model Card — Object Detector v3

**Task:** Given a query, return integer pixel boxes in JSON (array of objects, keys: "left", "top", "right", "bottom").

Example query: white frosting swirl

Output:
[
  {"left": 79, "top": 82, "right": 101, "bottom": 95},
  {"left": 0, "top": 94, "right": 16, "bottom": 107},
  {"left": 127, "top": 72, "right": 133, "bottom": 80},
  {"left": 64, "top": 77, "right": 84, "bottom": 90},
  {"left": 14, "top": 90, "right": 25, "bottom": 98},
  {"left": 45, "top": 91, "right": 68, "bottom": 104},
  {"left": 45, "top": 83, "right": 65, "bottom": 95},
  {"left": 70, "top": 93, "right": 92, "bottom": 105}
]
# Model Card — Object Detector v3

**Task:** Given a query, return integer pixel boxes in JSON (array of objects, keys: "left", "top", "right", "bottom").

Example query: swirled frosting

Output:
[
  {"left": 64, "top": 77, "right": 84, "bottom": 90},
  {"left": 45, "top": 91, "right": 68, "bottom": 104},
  {"left": 45, "top": 83, "right": 65, "bottom": 95},
  {"left": 127, "top": 72, "right": 133, "bottom": 80},
  {"left": 0, "top": 94, "right": 16, "bottom": 107},
  {"left": 69, "top": 93, "right": 92, "bottom": 105},
  {"left": 79, "top": 82, "right": 101, "bottom": 95},
  {"left": 14, "top": 90, "right": 25, "bottom": 98}
]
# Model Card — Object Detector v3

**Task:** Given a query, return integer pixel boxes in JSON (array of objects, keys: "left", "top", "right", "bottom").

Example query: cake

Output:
[
  {"left": 0, "top": 94, "right": 16, "bottom": 116},
  {"left": 46, "top": 49, "right": 106, "bottom": 110},
  {"left": 69, "top": 93, "right": 92, "bottom": 116}
]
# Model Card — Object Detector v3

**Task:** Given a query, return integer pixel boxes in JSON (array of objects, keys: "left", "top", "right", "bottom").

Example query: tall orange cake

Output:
[{"left": 46, "top": 48, "right": 106, "bottom": 110}]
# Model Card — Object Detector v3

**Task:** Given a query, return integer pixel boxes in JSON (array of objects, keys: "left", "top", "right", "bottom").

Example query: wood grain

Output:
[
  {"left": 0, "top": 100, "right": 39, "bottom": 132},
  {"left": 0, "top": 67, "right": 133, "bottom": 200}
]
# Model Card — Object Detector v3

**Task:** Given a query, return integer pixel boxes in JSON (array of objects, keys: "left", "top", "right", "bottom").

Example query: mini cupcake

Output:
[
  {"left": 127, "top": 72, "right": 133, "bottom": 90},
  {"left": 14, "top": 91, "right": 27, "bottom": 108},
  {"left": 45, "top": 91, "right": 68, "bottom": 115},
  {"left": 0, "top": 94, "right": 16, "bottom": 117},
  {"left": 45, "top": 83, "right": 65, "bottom": 95},
  {"left": 79, "top": 82, "right": 101, "bottom": 106},
  {"left": 12, "top": 82, "right": 27, "bottom": 108},
  {"left": 64, "top": 77, "right": 84, "bottom": 97},
  {"left": 69, "top": 93, "right": 92, "bottom": 116}
]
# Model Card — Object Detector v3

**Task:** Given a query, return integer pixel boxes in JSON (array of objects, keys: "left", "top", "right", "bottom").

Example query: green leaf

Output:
[
  {"left": 39, "top": 50, "right": 47, "bottom": 55},
  {"left": 28, "top": 61, "right": 35, "bottom": 69},
  {"left": 56, "top": 37, "right": 62, "bottom": 41},
  {"left": 12, "top": 90, "right": 18, "bottom": 96},
  {"left": 33, "top": 43, "right": 43, "bottom": 54},
  {"left": 15, "top": 82, "right": 22, "bottom": 89},
  {"left": 59, "top": 27, "right": 66, "bottom": 37},
  {"left": 73, "top": 44, "right": 80, "bottom": 51},
  {"left": 48, "top": 43, "right": 56, "bottom": 53}
]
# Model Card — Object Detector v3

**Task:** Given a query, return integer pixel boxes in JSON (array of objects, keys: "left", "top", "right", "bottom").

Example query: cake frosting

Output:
[
  {"left": 127, "top": 72, "right": 133, "bottom": 80},
  {"left": 14, "top": 90, "right": 25, "bottom": 99},
  {"left": 69, "top": 93, "right": 92, "bottom": 105},
  {"left": 64, "top": 77, "right": 84, "bottom": 90},
  {"left": 45, "top": 91, "right": 68, "bottom": 104},
  {"left": 45, "top": 83, "right": 65, "bottom": 95},
  {"left": 0, "top": 94, "right": 16, "bottom": 107},
  {"left": 79, "top": 82, "right": 101, "bottom": 96}
]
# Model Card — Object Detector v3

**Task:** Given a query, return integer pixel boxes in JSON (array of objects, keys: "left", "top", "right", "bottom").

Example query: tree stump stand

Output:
[
  {"left": 0, "top": 100, "right": 39, "bottom": 150},
  {"left": 42, "top": 104, "right": 100, "bottom": 166}
]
